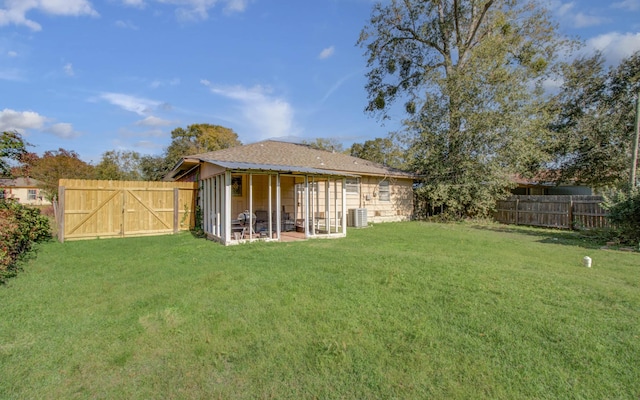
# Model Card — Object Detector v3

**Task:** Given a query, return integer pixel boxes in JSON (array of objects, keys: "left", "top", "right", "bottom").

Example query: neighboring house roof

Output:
[
  {"left": 167, "top": 140, "right": 416, "bottom": 180},
  {"left": 0, "top": 177, "right": 42, "bottom": 188},
  {"left": 512, "top": 171, "right": 592, "bottom": 188}
]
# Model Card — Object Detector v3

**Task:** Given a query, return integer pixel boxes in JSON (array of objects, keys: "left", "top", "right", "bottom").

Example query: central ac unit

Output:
[{"left": 347, "top": 208, "right": 367, "bottom": 228}]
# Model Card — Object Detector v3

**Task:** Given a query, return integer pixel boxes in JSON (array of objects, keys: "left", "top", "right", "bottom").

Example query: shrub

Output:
[
  {"left": 0, "top": 199, "right": 51, "bottom": 283},
  {"left": 602, "top": 189, "right": 640, "bottom": 247}
]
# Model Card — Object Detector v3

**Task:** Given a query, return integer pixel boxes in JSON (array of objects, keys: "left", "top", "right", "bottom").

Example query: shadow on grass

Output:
[{"left": 469, "top": 223, "right": 611, "bottom": 250}]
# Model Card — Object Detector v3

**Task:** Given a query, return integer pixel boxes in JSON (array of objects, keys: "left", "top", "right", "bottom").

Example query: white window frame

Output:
[
  {"left": 378, "top": 180, "right": 390, "bottom": 201},
  {"left": 28, "top": 189, "right": 37, "bottom": 200},
  {"left": 346, "top": 178, "right": 359, "bottom": 195}
]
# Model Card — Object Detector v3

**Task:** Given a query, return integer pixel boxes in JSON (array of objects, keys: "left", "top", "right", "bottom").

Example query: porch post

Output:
[
  {"left": 333, "top": 178, "right": 338, "bottom": 232},
  {"left": 217, "top": 174, "right": 222, "bottom": 236},
  {"left": 224, "top": 170, "right": 232, "bottom": 243},
  {"left": 325, "top": 177, "right": 331, "bottom": 233},
  {"left": 214, "top": 175, "right": 220, "bottom": 236},
  {"left": 268, "top": 174, "right": 273, "bottom": 238},
  {"left": 342, "top": 177, "right": 347, "bottom": 235},
  {"left": 304, "top": 175, "right": 310, "bottom": 237},
  {"left": 276, "top": 174, "right": 281, "bottom": 239},
  {"left": 249, "top": 173, "right": 254, "bottom": 241},
  {"left": 203, "top": 178, "right": 209, "bottom": 234}
]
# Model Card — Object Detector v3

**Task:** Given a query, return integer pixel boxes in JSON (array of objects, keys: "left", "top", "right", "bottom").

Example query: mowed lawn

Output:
[{"left": 1, "top": 222, "right": 638, "bottom": 399}]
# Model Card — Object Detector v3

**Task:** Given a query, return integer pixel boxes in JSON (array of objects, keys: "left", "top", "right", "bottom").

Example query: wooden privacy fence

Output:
[
  {"left": 57, "top": 179, "right": 197, "bottom": 242},
  {"left": 494, "top": 195, "right": 609, "bottom": 230}
]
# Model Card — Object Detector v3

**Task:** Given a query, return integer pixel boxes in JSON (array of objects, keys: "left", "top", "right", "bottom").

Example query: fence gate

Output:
[{"left": 57, "top": 179, "right": 197, "bottom": 242}]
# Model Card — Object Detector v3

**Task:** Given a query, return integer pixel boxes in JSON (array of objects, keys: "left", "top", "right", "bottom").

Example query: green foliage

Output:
[
  {"left": 549, "top": 51, "right": 640, "bottom": 190},
  {"left": 348, "top": 136, "right": 406, "bottom": 169},
  {"left": 0, "top": 200, "right": 51, "bottom": 283},
  {"left": 359, "top": 0, "right": 565, "bottom": 218},
  {"left": 94, "top": 150, "right": 144, "bottom": 181},
  {"left": 26, "top": 148, "right": 95, "bottom": 201},
  {"left": 415, "top": 172, "right": 514, "bottom": 220},
  {"left": 140, "top": 154, "right": 169, "bottom": 181},
  {"left": 602, "top": 189, "right": 640, "bottom": 245},
  {"left": 165, "top": 124, "right": 241, "bottom": 169},
  {"left": 0, "top": 131, "right": 29, "bottom": 177},
  {"left": 301, "top": 138, "right": 344, "bottom": 153}
]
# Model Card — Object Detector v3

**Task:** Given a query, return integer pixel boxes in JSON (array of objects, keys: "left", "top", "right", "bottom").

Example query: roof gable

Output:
[{"left": 184, "top": 140, "right": 415, "bottom": 178}]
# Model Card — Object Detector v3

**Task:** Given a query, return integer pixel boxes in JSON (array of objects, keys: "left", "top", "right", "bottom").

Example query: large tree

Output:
[
  {"left": 359, "top": 0, "right": 565, "bottom": 218},
  {"left": 1, "top": 131, "right": 29, "bottom": 177},
  {"left": 549, "top": 51, "right": 640, "bottom": 190},
  {"left": 349, "top": 136, "right": 406, "bottom": 169},
  {"left": 139, "top": 154, "right": 169, "bottom": 181},
  {"left": 27, "top": 149, "right": 95, "bottom": 201},
  {"left": 165, "top": 124, "right": 241, "bottom": 168},
  {"left": 95, "top": 150, "right": 144, "bottom": 181},
  {"left": 302, "top": 138, "right": 345, "bottom": 153}
]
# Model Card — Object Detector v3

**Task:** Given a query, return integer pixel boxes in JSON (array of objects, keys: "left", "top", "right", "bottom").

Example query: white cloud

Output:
[
  {"left": 100, "top": 92, "right": 163, "bottom": 116},
  {"left": 318, "top": 46, "right": 335, "bottom": 60},
  {"left": 549, "top": 1, "right": 609, "bottom": 28},
  {"left": 115, "top": 19, "right": 139, "bottom": 30},
  {"left": 320, "top": 72, "right": 357, "bottom": 104},
  {"left": 572, "top": 12, "right": 609, "bottom": 28},
  {"left": 136, "top": 140, "right": 163, "bottom": 148},
  {"left": 38, "top": 0, "right": 98, "bottom": 16},
  {"left": 554, "top": 1, "right": 574, "bottom": 16},
  {"left": 0, "top": 0, "right": 99, "bottom": 31},
  {"left": 0, "top": 108, "right": 78, "bottom": 138},
  {"left": 585, "top": 32, "right": 640, "bottom": 65},
  {"left": 47, "top": 122, "right": 80, "bottom": 139},
  {"left": 612, "top": 0, "right": 640, "bottom": 11},
  {"left": 224, "top": 0, "right": 247, "bottom": 13},
  {"left": 202, "top": 81, "right": 294, "bottom": 139},
  {"left": 63, "top": 63, "right": 74, "bottom": 76},
  {"left": 7, "top": 50, "right": 17, "bottom": 57},
  {"left": 0, "top": 68, "right": 24, "bottom": 81},
  {"left": 135, "top": 115, "right": 172, "bottom": 126},
  {"left": 122, "top": 0, "right": 146, "bottom": 8},
  {"left": 155, "top": 0, "right": 248, "bottom": 21},
  {"left": 150, "top": 78, "right": 180, "bottom": 88},
  {"left": 0, "top": 108, "right": 47, "bottom": 132}
]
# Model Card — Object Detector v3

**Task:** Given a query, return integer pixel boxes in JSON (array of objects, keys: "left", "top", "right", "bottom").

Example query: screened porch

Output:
[{"left": 199, "top": 168, "right": 349, "bottom": 245}]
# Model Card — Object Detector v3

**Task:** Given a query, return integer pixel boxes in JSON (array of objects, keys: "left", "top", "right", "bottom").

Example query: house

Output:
[
  {"left": 511, "top": 174, "right": 594, "bottom": 196},
  {"left": 0, "top": 177, "right": 51, "bottom": 205},
  {"left": 164, "top": 140, "right": 417, "bottom": 245}
]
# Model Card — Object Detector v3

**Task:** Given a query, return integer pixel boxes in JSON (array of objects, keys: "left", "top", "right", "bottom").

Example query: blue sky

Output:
[{"left": 1, "top": 0, "right": 640, "bottom": 164}]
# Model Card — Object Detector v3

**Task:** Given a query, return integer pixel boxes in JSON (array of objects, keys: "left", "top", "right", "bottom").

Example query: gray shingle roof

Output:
[{"left": 185, "top": 140, "right": 415, "bottom": 179}]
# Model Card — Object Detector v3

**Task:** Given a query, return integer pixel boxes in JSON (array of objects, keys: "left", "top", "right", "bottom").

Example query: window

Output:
[
  {"left": 0, "top": 189, "right": 5, "bottom": 199},
  {"left": 378, "top": 181, "right": 390, "bottom": 201},
  {"left": 346, "top": 178, "right": 359, "bottom": 194}
]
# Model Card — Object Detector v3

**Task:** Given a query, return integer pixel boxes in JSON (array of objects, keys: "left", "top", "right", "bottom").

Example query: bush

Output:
[
  {"left": 602, "top": 189, "right": 640, "bottom": 247},
  {"left": 0, "top": 199, "right": 51, "bottom": 283}
]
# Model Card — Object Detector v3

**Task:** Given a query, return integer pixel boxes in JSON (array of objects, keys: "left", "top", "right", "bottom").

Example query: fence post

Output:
[
  {"left": 57, "top": 186, "right": 65, "bottom": 243},
  {"left": 173, "top": 188, "right": 180, "bottom": 233},
  {"left": 515, "top": 197, "right": 519, "bottom": 225},
  {"left": 121, "top": 190, "right": 126, "bottom": 238},
  {"left": 568, "top": 196, "right": 574, "bottom": 230}
]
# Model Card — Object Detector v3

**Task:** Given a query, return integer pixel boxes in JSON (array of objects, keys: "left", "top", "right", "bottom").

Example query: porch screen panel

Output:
[
  {"left": 203, "top": 178, "right": 209, "bottom": 234},
  {"left": 208, "top": 178, "right": 214, "bottom": 235}
]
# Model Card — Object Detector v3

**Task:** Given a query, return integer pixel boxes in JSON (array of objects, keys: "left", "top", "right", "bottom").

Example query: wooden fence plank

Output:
[
  {"left": 67, "top": 189, "right": 120, "bottom": 235},
  {"left": 494, "top": 195, "right": 609, "bottom": 230},
  {"left": 58, "top": 179, "right": 197, "bottom": 241}
]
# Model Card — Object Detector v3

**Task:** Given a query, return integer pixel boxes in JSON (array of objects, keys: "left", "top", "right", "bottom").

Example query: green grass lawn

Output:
[{"left": 1, "top": 222, "right": 638, "bottom": 399}]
